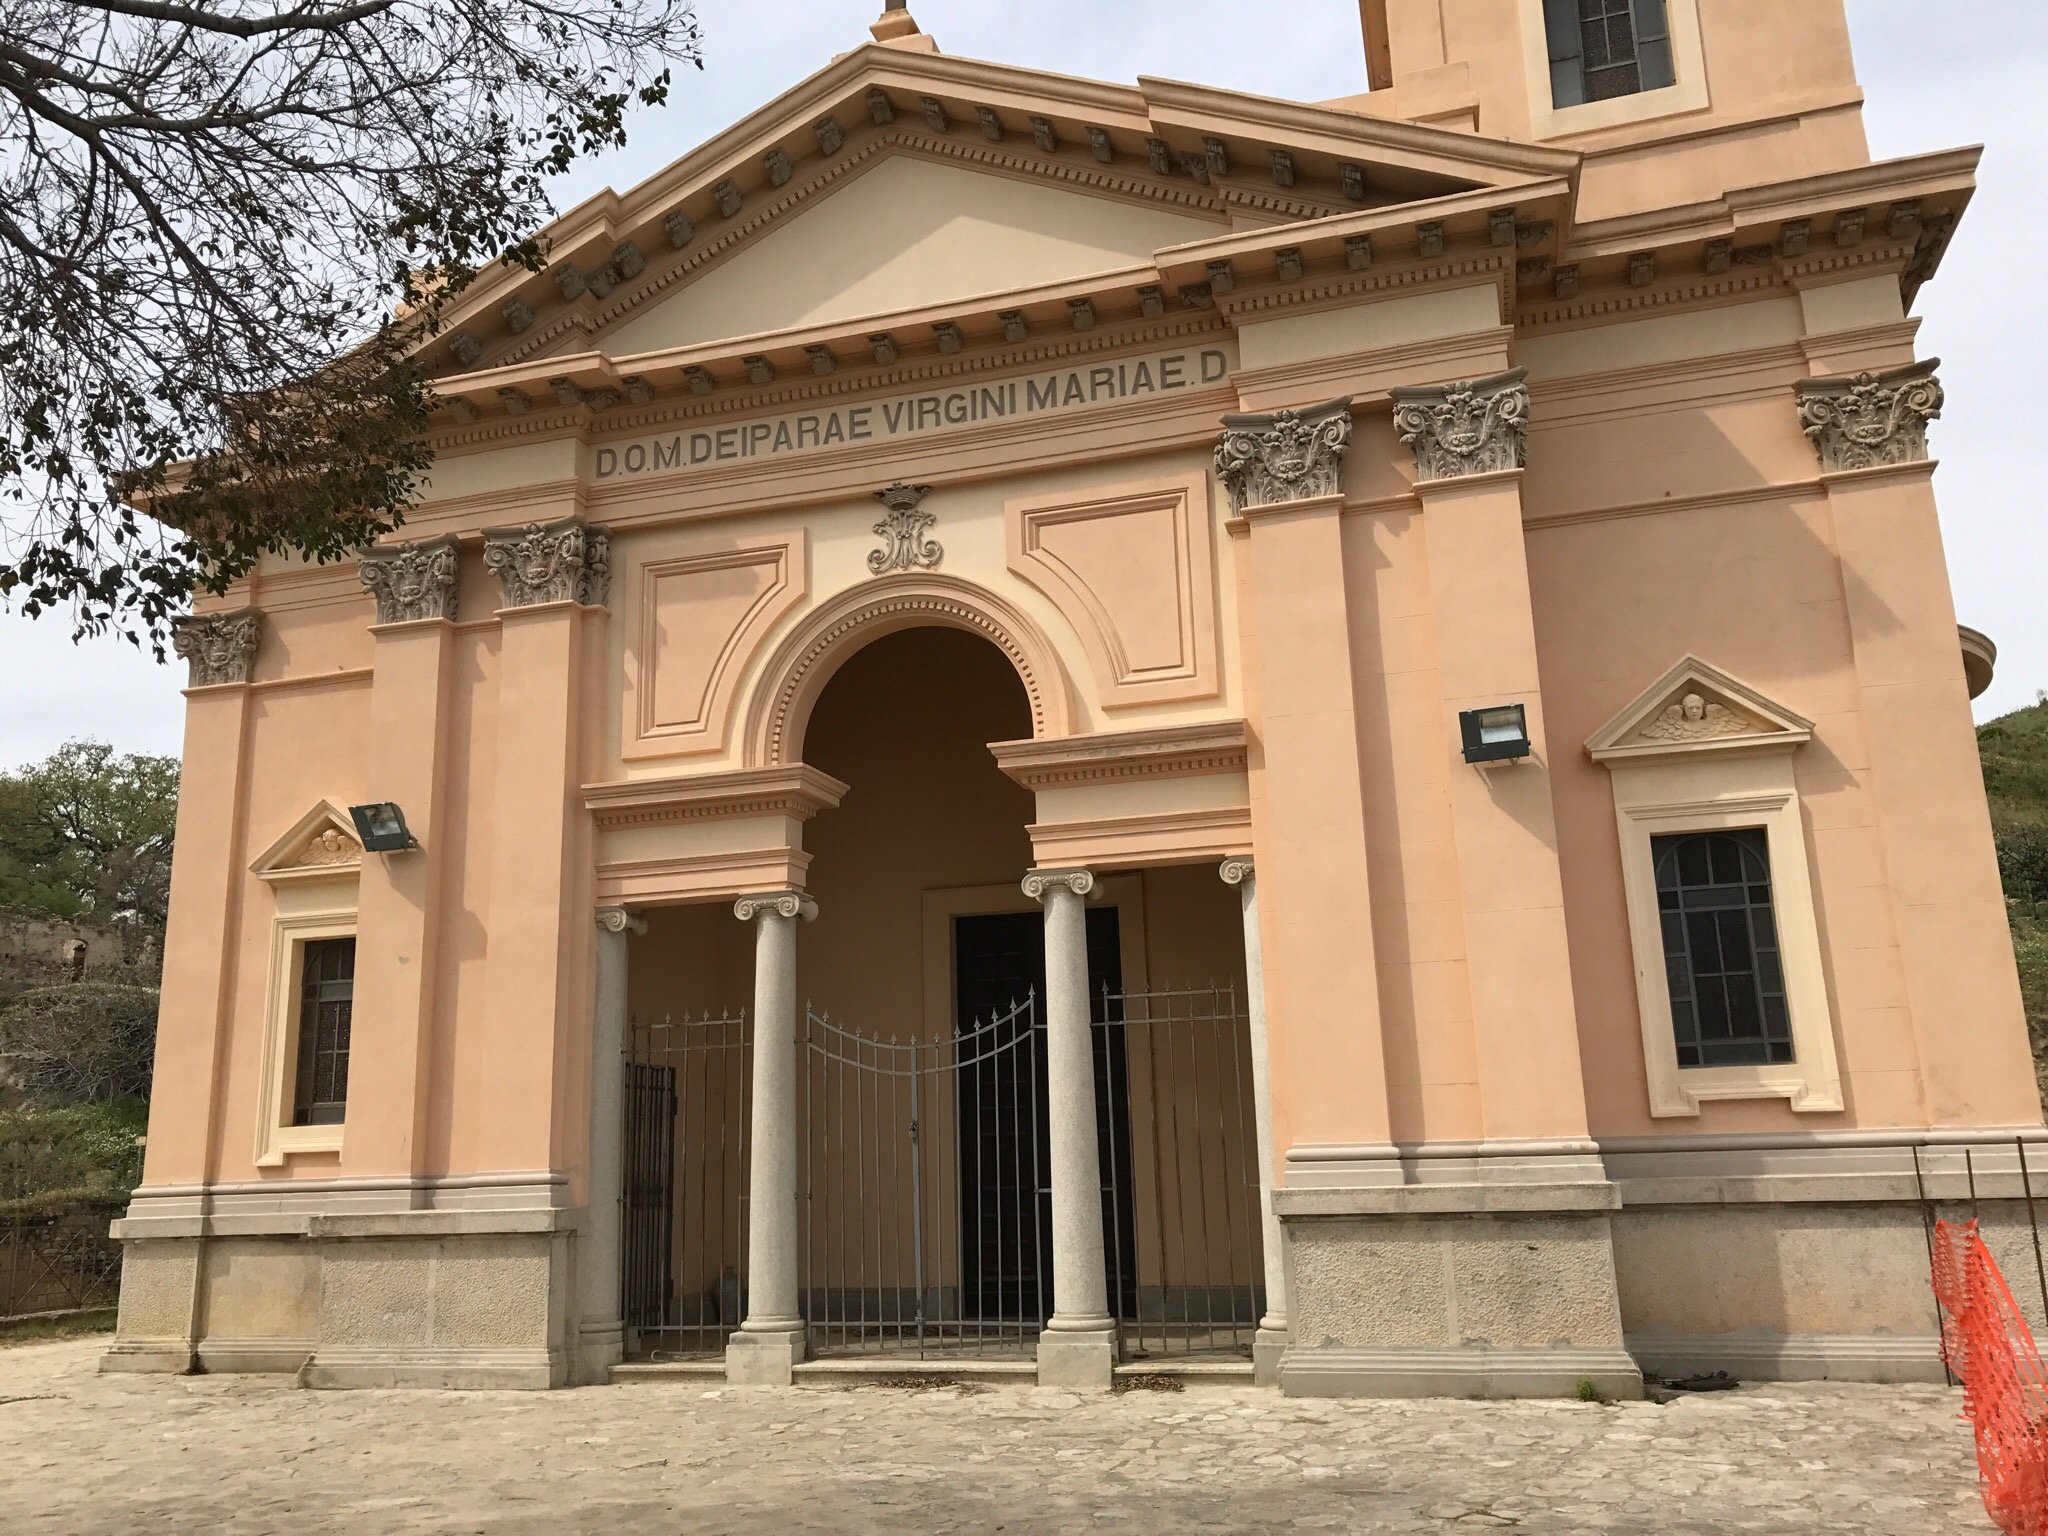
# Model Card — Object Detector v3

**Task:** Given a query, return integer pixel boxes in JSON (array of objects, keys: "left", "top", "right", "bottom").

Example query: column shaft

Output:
[
  {"left": 726, "top": 892, "right": 812, "bottom": 1385},
  {"left": 1223, "top": 859, "right": 1287, "bottom": 1382},
  {"left": 578, "top": 909, "right": 639, "bottom": 1380},
  {"left": 1027, "top": 869, "right": 1115, "bottom": 1389}
]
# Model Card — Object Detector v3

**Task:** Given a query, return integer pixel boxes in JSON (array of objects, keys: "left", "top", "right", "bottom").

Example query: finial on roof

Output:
[{"left": 871, "top": 1, "right": 937, "bottom": 50}]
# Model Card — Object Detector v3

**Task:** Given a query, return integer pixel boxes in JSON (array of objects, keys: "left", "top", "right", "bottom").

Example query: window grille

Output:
[
  {"left": 1651, "top": 829, "right": 1794, "bottom": 1069},
  {"left": 1545, "top": 0, "right": 1676, "bottom": 108},
  {"left": 293, "top": 937, "right": 355, "bottom": 1125}
]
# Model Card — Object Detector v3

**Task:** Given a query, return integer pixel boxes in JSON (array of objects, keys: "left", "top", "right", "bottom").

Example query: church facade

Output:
[{"left": 108, "top": 0, "right": 2040, "bottom": 1397}]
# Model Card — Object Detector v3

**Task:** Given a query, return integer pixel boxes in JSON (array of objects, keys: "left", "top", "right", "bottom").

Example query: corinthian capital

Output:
[
  {"left": 1390, "top": 368, "right": 1530, "bottom": 481},
  {"left": 171, "top": 609, "right": 260, "bottom": 688},
  {"left": 1796, "top": 359, "right": 1943, "bottom": 472},
  {"left": 482, "top": 516, "right": 613, "bottom": 609},
  {"left": 1213, "top": 398, "right": 1352, "bottom": 513},
  {"left": 360, "top": 535, "right": 460, "bottom": 625}
]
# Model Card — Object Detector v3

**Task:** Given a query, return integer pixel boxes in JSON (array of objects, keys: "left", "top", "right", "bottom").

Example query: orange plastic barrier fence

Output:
[{"left": 1932, "top": 1218, "right": 2048, "bottom": 1535}]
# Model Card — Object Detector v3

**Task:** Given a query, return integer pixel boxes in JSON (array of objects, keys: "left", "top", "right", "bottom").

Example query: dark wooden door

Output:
[{"left": 953, "top": 908, "right": 1135, "bottom": 1323}]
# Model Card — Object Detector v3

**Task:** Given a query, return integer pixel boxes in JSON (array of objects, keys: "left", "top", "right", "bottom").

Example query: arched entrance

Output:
[{"left": 795, "top": 626, "right": 1132, "bottom": 1357}]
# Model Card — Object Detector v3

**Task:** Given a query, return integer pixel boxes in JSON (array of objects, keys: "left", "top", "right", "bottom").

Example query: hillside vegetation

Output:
[{"left": 1979, "top": 700, "right": 2048, "bottom": 1098}]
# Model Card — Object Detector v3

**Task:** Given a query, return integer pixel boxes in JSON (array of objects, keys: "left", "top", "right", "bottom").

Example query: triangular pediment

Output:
[
  {"left": 252, "top": 800, "right": 363, "bottom": 882},
  {"left": 1586, "top": 658, "right": 1814, "bottom": 763},
  {"left": 424, "top": 43, "right": 1566, "bottom": 384},
  {"left": 602, "top": 150, "right": 1226, "bottom": 356}
]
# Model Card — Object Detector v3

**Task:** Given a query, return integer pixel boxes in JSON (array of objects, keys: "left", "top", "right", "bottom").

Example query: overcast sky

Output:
[{"left": 3, "top": 0, "right": 2039, "bottom": 770}]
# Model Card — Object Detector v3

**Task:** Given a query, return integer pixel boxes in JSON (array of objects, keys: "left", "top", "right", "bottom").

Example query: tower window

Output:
[{"left": 1545, "top": 0, "right": 1677, "bottom": 108}]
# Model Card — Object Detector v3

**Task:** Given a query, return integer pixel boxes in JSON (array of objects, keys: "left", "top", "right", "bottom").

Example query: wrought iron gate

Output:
[
  {"left": 802, "top": 992, "right": 1047, "bottom": 1357},
  {"left": 621, "top": 1009, "right": 750, "bottom": 1359},
  {"left": 1099, "top": 982, "right": 1265, "bottom": 1360}
]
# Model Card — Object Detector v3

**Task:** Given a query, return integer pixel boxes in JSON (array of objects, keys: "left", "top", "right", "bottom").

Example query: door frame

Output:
[{"left": 918, "top": 875, "right": 1151, "bottom": 1041}]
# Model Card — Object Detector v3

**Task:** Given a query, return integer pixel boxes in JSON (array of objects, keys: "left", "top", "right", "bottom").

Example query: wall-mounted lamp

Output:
[
  {"left": 1458, "top": 704, "right": 1532, "bottom": 764},
  {"left": 349, "top": 802, "right": 418, "bottom": 853}
]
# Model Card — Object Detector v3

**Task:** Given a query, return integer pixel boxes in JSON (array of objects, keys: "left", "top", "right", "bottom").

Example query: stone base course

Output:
[{"left": 2, "top": 1336, "right": 1991, "bottom": 1534}]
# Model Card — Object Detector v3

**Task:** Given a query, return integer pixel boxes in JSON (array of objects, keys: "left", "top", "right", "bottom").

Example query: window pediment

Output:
[
  {"left": 252, "top": 800, "right": 364, "bottom": 884},
  {"left": 1585, "top": 657, "right": 1812, "bottom": 764}
]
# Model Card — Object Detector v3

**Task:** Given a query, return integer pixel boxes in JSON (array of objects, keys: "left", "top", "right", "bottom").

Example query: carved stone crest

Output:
[
  {"left": 360, "top": 535, "right": 459, "bottom": 625},
  {"left": 1390, "top": 369, "right": 1530, "bottom": 481},
  {"left": 1213, "top": 397, "right": 1352, "bottom": 513},
  {"left": 293, "top": 826, "right": 362, "bottom": 867},
  {"left": 171, "top": 610, "right": 260, "bottom": 688},
  {"left": 482, "top": 516, "right": 612, "bottom": 608},
  {"left": 1796, "top": 359, "right": 1943, "bottom": 472},
  {"left": 1634, "top": 693, "right": 1752, "bottom": 744},
  {"left": 868, "top": 482, "right": 942, "bottom": 575}
]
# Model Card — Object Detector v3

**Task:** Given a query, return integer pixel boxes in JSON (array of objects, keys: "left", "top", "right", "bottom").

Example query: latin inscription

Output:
[{"left": 594, "top": 346, "right": 1233, "bottom": 481}]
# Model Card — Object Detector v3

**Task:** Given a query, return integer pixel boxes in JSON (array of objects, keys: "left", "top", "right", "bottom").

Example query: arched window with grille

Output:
[{"left": 1651, "top": 829, "right": 1793, "bottom": 1070}]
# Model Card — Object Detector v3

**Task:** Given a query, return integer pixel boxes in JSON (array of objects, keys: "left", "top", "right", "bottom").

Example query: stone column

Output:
[
  {"left": 1023, "top": 867, "right": 1117, "bottom": 1390},
  {"left": 726, "top": 890, "right": 816, "bottom": 1385},
  {"left": 1220, "top": 856, "right": 1287, "bottom": 1384},
  {"left": 579, "top": 906, "right": 643, "bottom": 1381}
]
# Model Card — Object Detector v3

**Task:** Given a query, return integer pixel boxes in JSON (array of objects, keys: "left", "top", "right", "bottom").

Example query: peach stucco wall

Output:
[{"left": 139, "top": 0, "right": 2038, "bottom": 1228}]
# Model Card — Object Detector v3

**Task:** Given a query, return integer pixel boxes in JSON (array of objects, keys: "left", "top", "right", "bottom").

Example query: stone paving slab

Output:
[{"left": 0, "top": 1340, "right": 1993, "bottom": 1534}]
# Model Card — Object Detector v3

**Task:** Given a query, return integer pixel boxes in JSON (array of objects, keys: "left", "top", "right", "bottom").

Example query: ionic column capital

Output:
[
  {"left": 733, "top": 890, "right": 818, "bottom": 923},
  {"left": 1218, "top": 855, "right": 1255, "bottom": 889},
  {"left": 594, "top": 906, "right": 647, "bottom": 936},
  {"left": 1390, "top": 368, "right": 1530, "bottom": 482},
  {"left": 1022, "top": 867, "right": 1095, "bottom": 902}
]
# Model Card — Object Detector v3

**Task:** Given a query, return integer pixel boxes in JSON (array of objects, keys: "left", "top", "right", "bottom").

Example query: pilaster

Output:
[
  {"left": 476, "top": 519, "right": 611, "bottom": 1175},
  {"left": 345, "top": 537, "right": 460, "bottom": 1182},
  {"left": 1798, "top": 363, "right": 2038, "bottom": 1125},
  {"left": 1390, "top": 371, "right": 1591, "bottom": 1143},
  {"left": 1215, "top": 401, "right": 1393, "bottom": 1154}
]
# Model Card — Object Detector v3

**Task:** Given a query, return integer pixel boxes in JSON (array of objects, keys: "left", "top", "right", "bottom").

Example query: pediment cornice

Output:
[{"left": 426, "top": 43, "right": 1575, "bottom": 388}]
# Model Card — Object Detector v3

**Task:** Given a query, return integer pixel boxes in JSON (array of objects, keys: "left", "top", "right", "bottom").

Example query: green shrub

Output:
[
  {"left": 0, "top": 982, "right": 158, "bottom": 1107},
  {"left": 0, "top": 1101, "right": 146, "bottom": 1209}
]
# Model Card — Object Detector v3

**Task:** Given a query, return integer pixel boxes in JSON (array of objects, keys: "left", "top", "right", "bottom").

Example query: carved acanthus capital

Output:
[
  {"left": 733, "top": 891, "right": 818, "bottom": 922},
  {"left": 171, "top": 610, "right": 260, "bottom": 688},
  {"left": 595, "top": 906, "right": 648, "bottom": 935},
  {"left": 482, "top": 516, "right": 612, "bottom": 609},
  {"left": 1796, "top": 359, "right": 1943, "bottom": 472},
  {"left": 868, "top": 482, "right": 941, "bottom": 575},
  {"left": 360, "top": 535, "right": 459, "bottom": 625},
  {"left": 1390, "top": 369, "right": 1530, "bottom": 481},
  {"left": 1213, "top": 398, "right": 1352, "bottom": 513},
  {"left": 1218, "top": 856, "right": 1255, "bottom": 889},
  {"left": 1022, "top": 867, "right": 1096, "bottom": 902}
]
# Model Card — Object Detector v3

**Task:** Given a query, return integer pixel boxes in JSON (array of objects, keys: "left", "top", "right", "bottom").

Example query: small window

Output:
[
  {"left": 293, "top": 937, "right": 355, "bottom": 1125},
  {"left": 1545, "top": 0, "right": 1677, "bottom": 108},
  {"left": 1652, "top": 829, "right": 1793, "bottom": 1069}
]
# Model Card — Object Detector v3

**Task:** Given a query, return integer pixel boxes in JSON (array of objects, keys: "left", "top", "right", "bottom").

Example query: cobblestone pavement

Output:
[{"left": 0, "top": 1340, "right": 1991, "bottom": 1534}]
